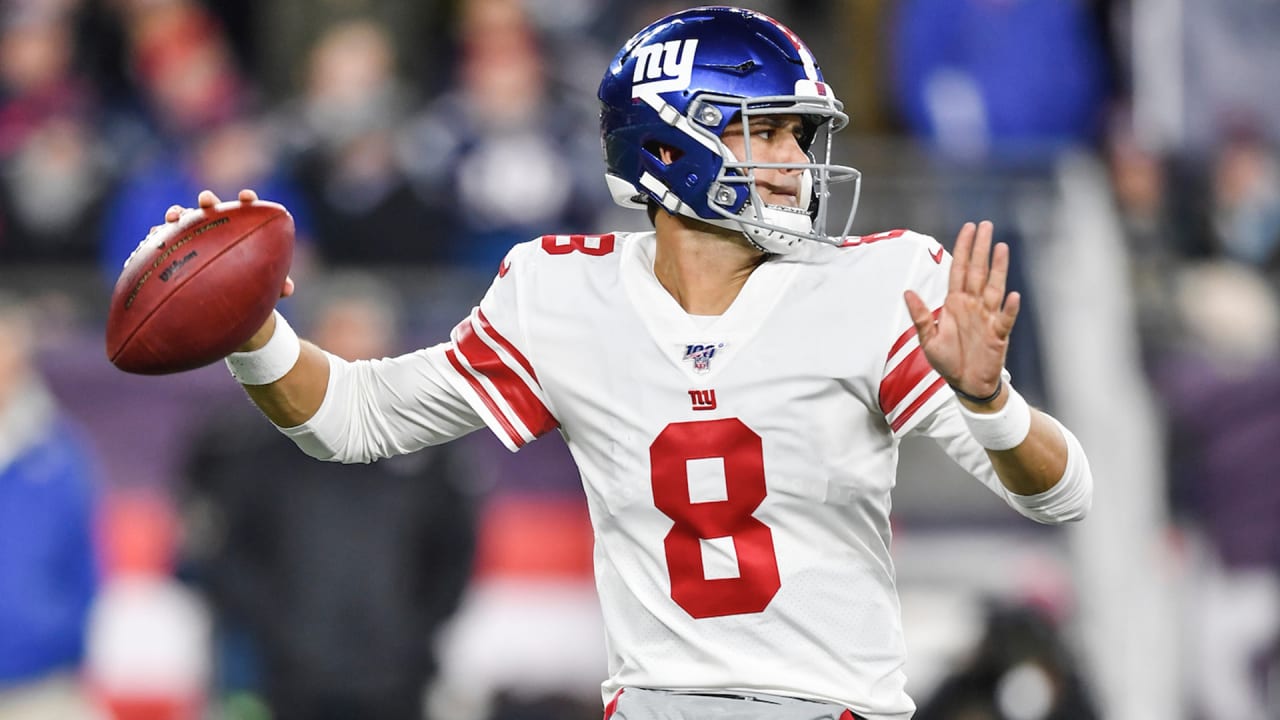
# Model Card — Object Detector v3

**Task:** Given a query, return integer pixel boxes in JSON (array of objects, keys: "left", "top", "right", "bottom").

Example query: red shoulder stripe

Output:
[
  {"left": 453, "top": 316, "right": 557, "bottom": 439},
  {"left": 890, "top": 376, "right": 947, "bottom": 432},
  {"left": 445, "top": 348, "right": 525, "bottom": 448},
  {"left": 478, "top": 308, "right": 537, "bottom": 381},
  {"left": 880, "top": 345, "right": 936, "bottom": 415}
]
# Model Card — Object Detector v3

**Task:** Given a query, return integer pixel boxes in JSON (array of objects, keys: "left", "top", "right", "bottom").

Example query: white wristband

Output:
[
  {"left": 958, "top": 383, "right": 1032, "bottom": 450},
  {"left": 225, "top": 310, "right": 301, "bottom": 385}
]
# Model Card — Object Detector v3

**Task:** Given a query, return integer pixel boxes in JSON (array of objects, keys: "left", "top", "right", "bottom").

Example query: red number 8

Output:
[
  {"left": 650, "top": 419, "right": 781, "bottom": 619},
  {"left": 540, "top": 234, "right": 615, "bottom": 256}
]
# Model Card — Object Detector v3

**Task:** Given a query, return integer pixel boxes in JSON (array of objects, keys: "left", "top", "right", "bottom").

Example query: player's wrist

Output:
[
  {"left": 237, "top": 311, "right": 278, "bottom": 353},
  {"left": 957, "top": 383, "right": 1030, "bottom": 450},
  {"left": 948, "top": 378, "right": 1004, "bottom": 407},
  {"left": 225, "top": 310, "right": 301, "bottom": 385}
]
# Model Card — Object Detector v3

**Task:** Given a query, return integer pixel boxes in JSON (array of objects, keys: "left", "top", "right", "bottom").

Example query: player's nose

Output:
[{"left": 777, "top": 135, "right": 808, "bottom": 169}]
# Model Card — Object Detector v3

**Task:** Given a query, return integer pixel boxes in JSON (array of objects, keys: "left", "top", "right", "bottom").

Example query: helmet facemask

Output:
[
  {"left": 624, "top": 91, "right": 862, "bottom": 255},
  {"left": 693, "top": 94, "right": 862, "bottom": 254}
]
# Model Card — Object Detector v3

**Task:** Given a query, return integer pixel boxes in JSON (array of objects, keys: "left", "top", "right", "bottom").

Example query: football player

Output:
[{"left": 163, "top": 7, "right": 1092, "bottom": 719}]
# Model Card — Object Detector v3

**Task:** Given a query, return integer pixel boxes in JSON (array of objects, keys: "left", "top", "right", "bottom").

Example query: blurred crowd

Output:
[{"left": 1, "top": 0, "right": 1279, "bottom": 719}]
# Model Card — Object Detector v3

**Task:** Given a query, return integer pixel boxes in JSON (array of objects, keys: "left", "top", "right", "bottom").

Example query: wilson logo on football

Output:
[{"left": 632, "top": 39, "right": 698, "bottom": 97}]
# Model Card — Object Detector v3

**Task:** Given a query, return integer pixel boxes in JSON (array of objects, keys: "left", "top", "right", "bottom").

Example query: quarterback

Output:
[{"left": 162, "top": 7, "right": 1092, "bottom": 720}]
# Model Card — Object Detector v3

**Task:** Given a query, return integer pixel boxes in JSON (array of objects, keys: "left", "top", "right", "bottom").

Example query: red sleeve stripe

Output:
[
  {"left": 477, "top": 308, "right": 537, "bottom": 381},
  {"left": 880, "top": 344, "right": 936, "bottom": 415},
  {"left": 445, "top": 348, "right": 526, "bottom": 448},
  {"left": 604, "top": 689, "right": 624, "bottom": 720},
  {"left": 452, "top": 315, "right": 558, "bottom": 441},
  {"left": 889, "top": 376, "right": 947, "bottom": 432}
]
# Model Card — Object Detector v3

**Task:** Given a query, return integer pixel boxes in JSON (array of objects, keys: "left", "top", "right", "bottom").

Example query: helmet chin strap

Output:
[{"left": 737, "top": 205, "right": 813, "bottom": 254}]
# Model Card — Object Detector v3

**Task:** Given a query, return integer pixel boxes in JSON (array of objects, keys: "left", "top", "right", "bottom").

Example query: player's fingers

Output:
[
  {"left": 949, "top": 222, "right": 974, "bottom": 294},
  {"left": 280, "top": 276, "right": 295, "bottom": 299},
  {"left": 997, "top": 291, "right": 1021, "bottom": 337},
  {"left": 983, "top": 242, "right": 1010, "bottom": 312},
  {"left": 197, "top": 190, "right": 220, "bottom": 208},
  {"left": 238, "top": 188, "right": 259, "bottom": 203},
  {"left": 965, "top": 220, "right": 993, "bottom": 294},
  {"left": 903, "top": 290, "right": 936, "bottom": 344},
  {"left": 164, "top": 205, "right": 184, "bottom": 223}
]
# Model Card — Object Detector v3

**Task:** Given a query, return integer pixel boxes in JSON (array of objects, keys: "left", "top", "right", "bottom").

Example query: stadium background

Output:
[{"left": 1, "top": 0, "right": 1278, "bottom": 718}]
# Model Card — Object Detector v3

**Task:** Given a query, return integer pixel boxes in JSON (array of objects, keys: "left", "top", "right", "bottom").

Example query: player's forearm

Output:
[
  {"left": 226, "top": 311, "right": 331, "bottom": 427},
  {"left": 276, "top": 345, "right": 487, "bottom": 464},
  {"left": 953, "top": 384, "right": 1092, "bottom": 523},
  {"left": 985, "top": 409, "right": 1068, "bottom": 495},
  {"left": 241, "top": 341, "right": 330, "bottom": 427}
]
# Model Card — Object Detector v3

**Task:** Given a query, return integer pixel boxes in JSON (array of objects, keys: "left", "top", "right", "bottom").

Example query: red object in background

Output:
[
  {"left": 105, "top": 200, "right": 293, "bottom": 375},
  {"left": 98, "top": 490, "right": 178, "bottom": 578},
  {"left": 89, "top": 492, "right": 209, "bottom": 720},
  {"left": 95, "top": 692, "right": 203, "bottom": 720},
  {"left": 472, "top": 494, "right": 595, "bottom": 580}
]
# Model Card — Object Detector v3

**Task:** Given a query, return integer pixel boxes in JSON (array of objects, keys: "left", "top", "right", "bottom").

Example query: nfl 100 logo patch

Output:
[{"left": 682, "top": 343, "right": 724, "bottom": 374}]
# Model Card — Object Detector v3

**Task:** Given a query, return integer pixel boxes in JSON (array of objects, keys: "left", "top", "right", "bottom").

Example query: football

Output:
[{"left": 106, "top": 200, "right": 294, "bottom": 375}]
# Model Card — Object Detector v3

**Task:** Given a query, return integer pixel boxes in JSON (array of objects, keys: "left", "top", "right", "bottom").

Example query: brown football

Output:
[{"left": 106, "top": 200, "right": 294, "bottom": 375}]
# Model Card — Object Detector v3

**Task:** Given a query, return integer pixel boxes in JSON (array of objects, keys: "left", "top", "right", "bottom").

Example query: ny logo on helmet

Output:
[{"left": 631, "top": 39, "right": 698, "bottom": 97}]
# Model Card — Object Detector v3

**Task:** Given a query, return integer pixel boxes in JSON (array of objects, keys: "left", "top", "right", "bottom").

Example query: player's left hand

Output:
[{"left": 903, "top": 221, "right": 1020, "bottom": 405}]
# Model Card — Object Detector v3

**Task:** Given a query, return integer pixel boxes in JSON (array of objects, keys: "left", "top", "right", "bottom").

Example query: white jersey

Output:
[
  {"left": 282, "top": 228, "right": 1090, "bottom": 720},
  {"left": 440, "top": 229, "right": 972, "bottom": 719}
]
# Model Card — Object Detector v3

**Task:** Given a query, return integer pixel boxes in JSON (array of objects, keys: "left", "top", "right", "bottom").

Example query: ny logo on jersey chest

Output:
[{"left": 688, "top": 389, "right": 717, "bottom": 411}]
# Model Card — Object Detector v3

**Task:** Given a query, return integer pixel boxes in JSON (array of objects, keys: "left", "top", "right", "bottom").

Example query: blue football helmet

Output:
[{"left": 599, "top": 6, "right": 861, "bottom": 254}]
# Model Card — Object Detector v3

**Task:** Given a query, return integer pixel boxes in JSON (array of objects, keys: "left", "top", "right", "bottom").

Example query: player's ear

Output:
[{"left": 646, "top": 141, "right": 684, "bottom": 167}]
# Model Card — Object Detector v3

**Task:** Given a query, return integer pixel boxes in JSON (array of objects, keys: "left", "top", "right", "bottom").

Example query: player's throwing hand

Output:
[{"left": 904, "top": 220, "right": 1021, "bottom": 403}]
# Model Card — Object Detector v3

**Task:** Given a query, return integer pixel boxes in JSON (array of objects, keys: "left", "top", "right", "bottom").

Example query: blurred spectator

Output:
[
  {"left": 0, "top": 292, "right": 100, "bottom": 719},
  {"left": 1103, "top": 110, "right": 1187, "bottom": 356},
  {"left": 84, "top": 491, "right": 211, "bottom": 720},
  {"left": 119, "top": 0, "right": 244, "bottom": 141},
  {"left": 431, "top": 493, "right": 603, "bottom": 720},
  {"left": 1154, "top": 261, "right": 1280, "bottom": 720},
  {"left": 0, "top": 116, "right": 113, "bottom": 264},
  {"left": 180, "top": 273, "right": 478, "bottom": 720},
  {"left": 0, "top": 2, "right": 113, "bottom": 263},
  {"left": 915, "top": 604, "right": 1098, "bottom": 720},
  {"left": 0, "top": 0, "right": 90, "bottom": 155},
  {"left": 891, "top": 0, "right": 1110, "bottom": 161},
  {"left": 97, "top": 0, "right": 310, "bottom": 278},
  {"left": 276, "top": 19, "right": 438, "bottom": 266},
  {"left": 1209, "top": 127, "right": 1280, "bottom": 272},
  {"left": 1182, "top": 0, "right": 1280, "bottom": 154},
  {"left": 99, "top": 115, "right": 310, "bottom": 278},
  {"left": 398, "top": 0, "right": 608, "bottom": 271},
  {"left": 221, "top": 0, "right": 456, "bottom": 100}
]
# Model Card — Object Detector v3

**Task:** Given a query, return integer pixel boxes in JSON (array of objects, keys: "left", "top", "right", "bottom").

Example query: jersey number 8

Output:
[{"left": 650, "top": 419, "right": 781, "bottom": 619}]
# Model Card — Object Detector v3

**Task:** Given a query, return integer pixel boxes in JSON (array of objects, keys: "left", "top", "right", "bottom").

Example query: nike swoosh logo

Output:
[
  {"left": 498, "top": 257, "right": 512, "bottom": 278},
  {"left": 929, "top": 245, "right": 944, "bottom": 264}
]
